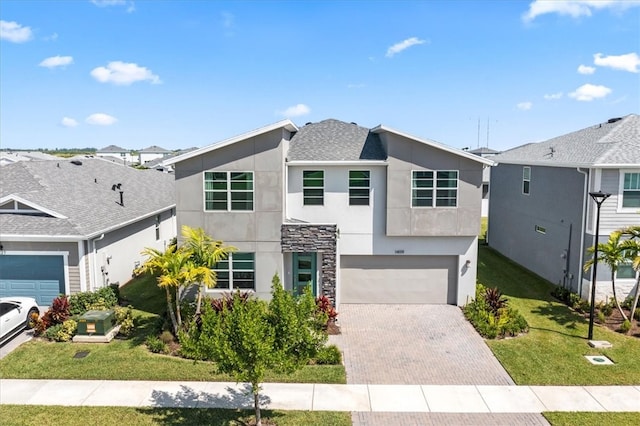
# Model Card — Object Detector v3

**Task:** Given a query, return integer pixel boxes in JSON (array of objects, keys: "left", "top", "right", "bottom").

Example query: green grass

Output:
[
  {"left": 0, "top": 275, "right": 346, "bottom": 384},
  {"left": 0, "top": 405, "right": 351, "bottom": 426},
  {"left": 543, "top": 412, "right": 639, "bottom": 426},
  {"left": 478, "top": 245, "right": 640, "bottom": 385}
]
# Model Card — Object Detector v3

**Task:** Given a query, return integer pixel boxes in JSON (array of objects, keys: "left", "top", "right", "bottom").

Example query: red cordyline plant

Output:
[{"left": 315, "top": 295, "right": 338, "bottom": 323}]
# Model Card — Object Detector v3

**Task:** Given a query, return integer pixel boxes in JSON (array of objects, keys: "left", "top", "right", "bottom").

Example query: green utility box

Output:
[{"left": 77, "top": 310, "right": 116, "bottom": 336}]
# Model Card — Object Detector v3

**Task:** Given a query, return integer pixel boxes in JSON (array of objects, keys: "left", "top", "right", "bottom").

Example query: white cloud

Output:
[
  {"left": 568, "top": 84, "right": 612, "bottom": 101},
  {"left": 61, "top": 117, "right": 78, "bottom": 127},
  {"left": 544, "top": 92, "right": 563, "bottom": 100},
  {"left": 517, "top": 102, "right": 533, "bottom": 110},
  {"left": 91, "top": 0, "right": 135, "bottom": 12},
  {"left": 39, "top": 55, "right": 74, "bottom": 69},
  {"left": 90, "top": 61, "right": 161, "bottom": 85},
  {"left": 0, "top": 20, "right": 33, "bottom": 43},
  {"left": 44, "top": 32, "right": 58, "bottom": 42},
  {"left": 523, "top": 0, "right": 640, "bottom": 22},
  {"left": 386, "top": 37, "right": 428, "bottom": 58},
  {"left": 594, "top": 52, "right": 640, "bottom": 73},
  {"left": 577, "top": 64, "right": 595, "bottom": 75},
  {"left": 278, "top": 104, "right": 311, "bottom": 117},
  {"left": 86, "top": 113, "right": 118, "bottom": 126}
]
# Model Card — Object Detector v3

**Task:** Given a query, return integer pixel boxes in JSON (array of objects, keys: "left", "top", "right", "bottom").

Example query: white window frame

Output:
[
  {"left": 411, "top": 170, "right": 458, "bottom": 208},
  {"left": 535, "top": 225, "right": 546, "bottom": 234},
  {"left": 618, "top": 169, "right": 640, "bottom": 212},
  {"left": 203, "top": 171, "right": 254, "bottom": 212},
  {"left": 349, "top": 170, "right": 370, "bottom": 206},
  {"left": 210, "top": 252, "right": 255, "bottom": 291},
  {"left": 303, "top": 170, "right": 324, "bottom": 206},
  {"left": 522, "top": 166, "right": 531, "bottom": 195}
]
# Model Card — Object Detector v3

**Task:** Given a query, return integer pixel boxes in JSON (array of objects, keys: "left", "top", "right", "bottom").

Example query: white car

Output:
[{"left": 0, "top": 297, "right": 40, "bottom": 345}]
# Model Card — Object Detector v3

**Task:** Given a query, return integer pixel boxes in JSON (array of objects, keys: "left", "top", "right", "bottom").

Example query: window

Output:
[
  {"left": 412, "top": 170, "right": 458, "bottom": 207},
  {"left": 212, "top": 253, "right": 255, "bottom": 290},
  {"left": 204, "top": 171, "right": 253, "bottom": 211},
  {"left": 303, "top": 170, "right": 324, "bottom": 205},
  {"left": 155, "top": 214, "right": 161, "bottom": 240},
  {"left": 535, "top": 225, "right": 546, "bottom": 234},
  {"left": 349, "top": 170, "right": 370, "bottom": 205},
  {"left": 523, "top": 167, "right": 531, "bottom": 195},
  {"left": 617, "top": 263, "right": 636, "bottom": 279},
  {"left": 622, "top": 172, "right": 640, "bottom": 208}
]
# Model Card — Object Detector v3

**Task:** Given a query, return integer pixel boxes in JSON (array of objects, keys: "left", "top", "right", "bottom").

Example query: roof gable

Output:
[
  {"left": 97, "top": 145, "right": 128, "bottom": 153},
  {"left": 0, "top": 194, "right": 67, "bottom": 218}
]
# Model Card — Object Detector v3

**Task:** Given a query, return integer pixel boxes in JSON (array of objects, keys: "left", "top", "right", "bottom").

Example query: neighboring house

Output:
[
  {"left": 165, "top": 119, "right": 493, "bottom": 307},
  {"left": 139, "top": 145, "right": 171, "bottom": 164},
  {"left": 469, "top": 147, "right": 500, "bottom": 217},
  {"left": 96, "top": 145, "right": 135, "bottom": 164},
  {"left": 0, "top": 158, "right": 176, "bottom": 306},
  {"left": 145, "top": 147, "right": 198, "bottom": 172},
  {"left": 488, "top": 114, "right": 639, "bottom": 302},
  {"left": 0, "top": 151, "right": 59, "bottom": 166}
]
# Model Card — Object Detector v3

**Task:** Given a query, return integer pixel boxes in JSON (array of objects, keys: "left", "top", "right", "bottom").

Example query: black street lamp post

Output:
[{"left": 587, "top": 190, "right": 611, "bottom": 341}]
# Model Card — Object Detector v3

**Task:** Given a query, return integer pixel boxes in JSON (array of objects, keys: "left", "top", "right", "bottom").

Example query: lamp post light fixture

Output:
[{"left": 587, "top": 190, "right": 611, "bottom": 341}]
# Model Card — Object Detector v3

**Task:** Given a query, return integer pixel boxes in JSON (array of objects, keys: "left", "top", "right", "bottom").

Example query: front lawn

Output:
[
  {"left": 478, "top": 245, "right": 640, "bottom": 385},
  {"left": 0, "top": 405, "right": 351, "bottom": 426},
  {"left": 543, "top": 412, "right": 639, "bottom": 426},
  {"left": 0, "top": 275, "right": 346, "bottom": 384}
]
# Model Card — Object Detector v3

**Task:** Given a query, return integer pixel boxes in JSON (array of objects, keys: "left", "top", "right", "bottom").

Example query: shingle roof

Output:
[
  {"left": 287, "top": 119, "right": 386, "bottom": 161},
  {"left": 469, "top": 147, "right": 500, "bottom": 156},
  {"left": 0, "top": 158, "right": 175, "bottom": 238},
  {"left": 140, "top": 145, "right": 170, "bottom": 153},
  {"left": 97, "top": 145, "right": 128, "bottom": 153},
  {"left": 493, "top": 114, "right": 639, "bottom": 167}
]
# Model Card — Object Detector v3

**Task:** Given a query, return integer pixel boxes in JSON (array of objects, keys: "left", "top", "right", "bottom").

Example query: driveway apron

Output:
[{"left": 329, "top": 304, "right": 515, "bottom": 385}]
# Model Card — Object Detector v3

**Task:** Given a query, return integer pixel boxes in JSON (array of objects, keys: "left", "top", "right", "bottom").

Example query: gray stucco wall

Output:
[
  {"left": 488, "top": 164, "right": 586, "bottom": 292},
  {"left": 174, "top": 128, "right": 291, "bottom": 299},
  {"left": 379, "top": 132, "right": 484, "bottom": 237}
]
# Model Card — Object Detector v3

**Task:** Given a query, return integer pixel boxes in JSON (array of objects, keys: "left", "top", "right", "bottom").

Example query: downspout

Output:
[
  {"left": 576, "top": 168, "right": 589, "bottom": 297},
  {"left": 91, "top": 234, "right": 105, "bottom": 292}
]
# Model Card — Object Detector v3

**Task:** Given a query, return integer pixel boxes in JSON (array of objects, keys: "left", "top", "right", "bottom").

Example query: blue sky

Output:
[{"left": 1, "top": 0, "right": 639, "bottom": 152}]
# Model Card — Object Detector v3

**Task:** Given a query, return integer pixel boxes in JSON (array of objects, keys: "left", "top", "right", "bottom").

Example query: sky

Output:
[{"left": 1, "top": 0, "right": 639, "bottom": 152}]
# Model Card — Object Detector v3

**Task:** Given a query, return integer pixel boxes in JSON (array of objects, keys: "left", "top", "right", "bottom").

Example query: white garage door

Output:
[{"left": 340, "top": 255, "right": 457, "bottom": 304}]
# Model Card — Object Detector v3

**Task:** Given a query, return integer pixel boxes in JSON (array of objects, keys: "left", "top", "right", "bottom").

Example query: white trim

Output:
[
  {"left": 0, "top": 235, "right": 83, "bottom": 241},
  {"left": 1, "top": 251, "right": 70, "bottom": 297},
  {"left": 371, "top": 125, "right": 495, "bottom": 166},
  {"left": 410, "top": 169, "right": 459, "bottom": 208},
  {"left": 86, "top": 205, "right": 175, "bottom": 239},
  {"left": 522, "top": 166, "right": 531, "bottom": 195},
  {"left": 617, "top": 169, "right": 640, "bottom": 213},
  {"left": 78, "top": 241, "right": 87, "bottom": 292},
  {"left": 0, "top": 195, "right": 67, "bottom": 219},
  {"left": 164, "top": 120, "right": 298, "bottom": 166},
  {"left": 287, "top": 160, "right": 387, "bottom": 166},
  {"left": 203, "top": 171, "right": 255, "bottom": 212},
  {"left": 493, "top": 159, "right": 637, "bottom": 169},
  {"left": 348, "top": 169, "right": 371, "bottom": 206},
  {"left": 302, "top": 169, "right": 325, "bottom": 206}
]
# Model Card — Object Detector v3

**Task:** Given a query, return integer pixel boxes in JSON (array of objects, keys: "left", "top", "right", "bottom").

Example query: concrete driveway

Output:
[{"left": 329, "top": 304, "right": 515, "bottom": 385}]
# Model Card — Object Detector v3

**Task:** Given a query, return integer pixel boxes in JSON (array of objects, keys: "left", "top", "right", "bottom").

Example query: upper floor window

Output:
[
  {"left": 616, "top": 263, "right": 635, "bottom": 280},
  {"left": 204, "top": 172, "right": 254, "bottom": 211},
  {"left": 522, "top": 167, "right": 531, "bottom": 195},
  {"left": 212, "top": 252, "right": 255, "bottom": 290},
  {"left": 303, "top": 170, "right": 324, "bottom": 205},
  {"left": 411, "top": 170, "right": 458, "bottom": 207},
  {"left": 622, "top": 172, "right": 640, "bottom": 208},
  {"left": 349, "top": 170, "right": 370, "bottom": 206},
  {"left": 155, "top": 214, "right": 161, "bottom": 240}
]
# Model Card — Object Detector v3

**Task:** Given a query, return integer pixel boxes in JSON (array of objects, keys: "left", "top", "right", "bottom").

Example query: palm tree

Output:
[
  {"left": 180, "top": 225, "right": 236, "bottom": 315},
  {"left": 139, "top": 244, "right": 215, "bottom": 334},
  {"left": 619, "top": 226, "right": 640, "bottom": 328},
  {"left": 584, "top": 231, "right": 628, "bottom": 321}
]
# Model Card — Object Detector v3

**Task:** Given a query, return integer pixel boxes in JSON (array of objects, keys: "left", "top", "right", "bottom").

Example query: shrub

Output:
[
  {"left": 315, "top": 296, "right": 338, "bottom": 324},
  {"left": 69, "top": 287, "right": 118, "bottom": 316},
  {"left": 619, "top": 320, "right": 632, "bottom": 333},
  {"left": 551, "top": 286, "right": 570, "bottom": 303},
  {"left": 313, "top": 344, "right": 342, "bottom": 365},
  {"left": 597, "top": 310, "right": 607, "bottom": 324},
  {"left": 210, "top": 292, "right": 250, "bottom": 314},
  {"left": 463, "top": 284, "right": 528, "bottom": 339},
  {"left": 44, "top": 319, "right": 77, "bottom": 342},
  {"left": 159, "top": 330, "right": 175, "bottom": 344},
  {"left": 635, "top": 308, "right": 640, "bottom": 321},
  {"left": 600, "top": 299, "right": 614, "bottom": 317},
  {"left": 484, "top": 287, "right": 507, "bottom": 315},
  {"left": 145, "top": 335, "right": 169, "bottom": 354},
  {"left": 113, "top": 305, "right": 135, "bottom": 337},
  {"left": 48, "top": 296, "right": 71, "bottom": 325}
]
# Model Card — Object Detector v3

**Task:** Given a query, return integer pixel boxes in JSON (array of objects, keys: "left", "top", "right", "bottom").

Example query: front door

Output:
[{"left": 293, "top": 253, "right": 317, "bottom": 297}]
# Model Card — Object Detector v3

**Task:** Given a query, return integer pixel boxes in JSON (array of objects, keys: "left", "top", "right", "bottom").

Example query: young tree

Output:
[
  {"left": 180, "top": 274, "right": 327, "bottom": 426},
  {"left": 584, "top": 231, "right": 628, "bottom": 321},
  {"left": 180, "top": 225, "right": 235, "bottom": 315},
  {"left": 620, "top": 226, "right": 640, "bottom": 328}
]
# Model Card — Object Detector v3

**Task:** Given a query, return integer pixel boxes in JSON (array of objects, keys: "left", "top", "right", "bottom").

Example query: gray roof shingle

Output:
[
  {"left": 97, "top": 145, "right": 128, "bottom": 153},
  {"left": 287, "top": 119, "right": 386, "bottom": 161},
  {"left": 0, "top": 158, "right": 174, "bottom": 238},
  {"left": 493, "top": 114, "right": 639, "bottom": 166}
]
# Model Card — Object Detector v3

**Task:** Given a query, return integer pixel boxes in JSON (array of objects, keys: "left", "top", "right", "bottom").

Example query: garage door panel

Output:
[
  {"left": 340, "top": 255, "right": 456, "bottom": 304},
  {"left": 0, "top": 280, "right": 61, "bottom": 306},
  {"left": 0, "top": 255, "right": 65, "bottom": 306}
]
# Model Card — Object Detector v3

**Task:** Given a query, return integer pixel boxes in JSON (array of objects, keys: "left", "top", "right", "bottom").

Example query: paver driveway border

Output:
[{"left": 329, "top": 304, "right": 515, "bottom": 385}]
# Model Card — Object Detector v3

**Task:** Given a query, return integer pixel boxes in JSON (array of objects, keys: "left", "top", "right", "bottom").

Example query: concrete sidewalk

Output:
[{"left": 2, "top": 379, "right": 639, "bottom": 413}]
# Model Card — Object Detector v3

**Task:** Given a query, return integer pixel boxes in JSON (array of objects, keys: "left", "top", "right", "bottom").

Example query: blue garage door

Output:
[{"left": 0, "top": 255, "right": 65, "bottom": 306}]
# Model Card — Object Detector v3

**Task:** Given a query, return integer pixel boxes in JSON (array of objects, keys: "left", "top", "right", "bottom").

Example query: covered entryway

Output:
[
  {"left": 0, "top": 255, "right": 65, "bottom": 306},
  {"left": 340, "top": 255, "right": 456, "bottom": 304}
]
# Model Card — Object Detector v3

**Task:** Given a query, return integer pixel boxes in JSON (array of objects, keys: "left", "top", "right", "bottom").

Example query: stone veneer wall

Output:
[{"left": 281, "top": 224, "right": 337, "bottom": 305}]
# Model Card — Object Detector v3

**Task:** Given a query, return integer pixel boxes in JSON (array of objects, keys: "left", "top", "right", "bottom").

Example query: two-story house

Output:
[
  {"left": 165, "top": 119, "right": 493, "bottom": 307},
  {"left": 488, "top": 114, "right": 639, "bottom": 302}
]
